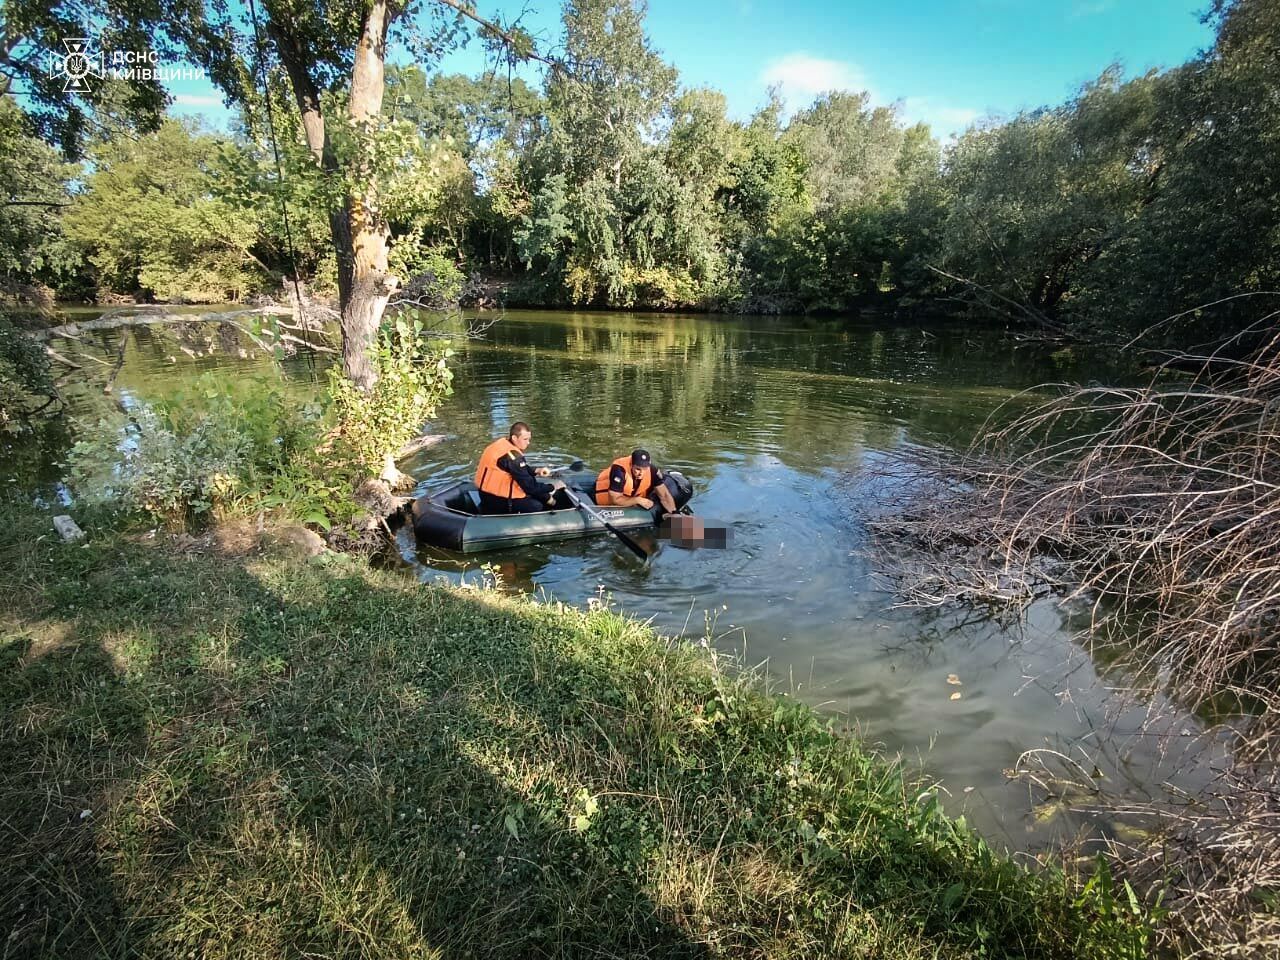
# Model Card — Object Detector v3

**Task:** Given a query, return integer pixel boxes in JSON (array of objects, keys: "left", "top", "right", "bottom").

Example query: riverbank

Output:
[{"left": 0, "top": 501, "right": 1150, "bottom": 958}]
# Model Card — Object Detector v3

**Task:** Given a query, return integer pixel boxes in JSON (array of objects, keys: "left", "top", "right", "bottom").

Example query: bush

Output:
[
  {"left": 68, "top": 374, "right": 346, "bottom": 527},
  {"left": 327, "top": 312, "right": 453, "bottom": 474},
  {"left": 389, "top": 239, "right": 466, "bottom": 306},
  {"left": 68, "top": 314, "right": 453, "bottom": 529}
]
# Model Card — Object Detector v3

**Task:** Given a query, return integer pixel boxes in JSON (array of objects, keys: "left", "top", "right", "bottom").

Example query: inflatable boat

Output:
[{"left": 411, "top": 465, "right": 693, "bottom": 553}]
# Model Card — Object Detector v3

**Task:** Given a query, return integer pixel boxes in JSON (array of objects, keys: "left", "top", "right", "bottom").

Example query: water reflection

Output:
[{"left": 399, "top": 310, "right": 1221, "bottom": 850}]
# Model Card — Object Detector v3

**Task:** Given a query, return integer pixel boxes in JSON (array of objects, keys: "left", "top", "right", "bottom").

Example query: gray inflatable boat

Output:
[{"left": 410, "top": 465, "right": 693, "bottom": 553}]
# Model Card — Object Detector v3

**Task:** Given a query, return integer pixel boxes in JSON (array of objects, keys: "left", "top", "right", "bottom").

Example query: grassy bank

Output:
[{"left": 0, "top": 502, "right": 1150, "bottom": 959}]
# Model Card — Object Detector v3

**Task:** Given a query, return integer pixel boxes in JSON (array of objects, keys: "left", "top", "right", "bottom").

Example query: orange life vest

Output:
[
  {"left": 595, "top": 456, "right": 653, "bottom": 507},
  {"left": 475, "top": 438, "right": 529, "bottom": 501}
]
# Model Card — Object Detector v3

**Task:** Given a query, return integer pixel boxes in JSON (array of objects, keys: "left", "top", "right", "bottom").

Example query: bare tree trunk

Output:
[
  {"left": 339, "top": 0, "right": 397, "bottom": 392},
  {"left": 269, "top": 4, "right": 396, "bottom": 393}
]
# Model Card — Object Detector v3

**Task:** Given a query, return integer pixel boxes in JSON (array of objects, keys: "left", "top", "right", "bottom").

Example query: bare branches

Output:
[
  {"left": 867, "top": 323, "right": 1280, "bottom": 953},
  {"left": 431, "top": 0, "right": 558, "bottom": 67}
]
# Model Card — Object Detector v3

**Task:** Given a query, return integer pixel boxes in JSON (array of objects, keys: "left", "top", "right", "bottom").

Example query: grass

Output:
[{"left": 0, "top": 500, "right": 1153, "bottom": 959}]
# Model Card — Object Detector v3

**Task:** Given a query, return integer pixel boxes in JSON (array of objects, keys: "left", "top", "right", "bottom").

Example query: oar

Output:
[{"left": 559, "top": 483, "right": 649, "bottom": 561}]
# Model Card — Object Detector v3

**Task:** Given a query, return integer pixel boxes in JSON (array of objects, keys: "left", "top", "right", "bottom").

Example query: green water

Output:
[{"left": 9, "top": 308, "right": 1225, "bottom": 851}]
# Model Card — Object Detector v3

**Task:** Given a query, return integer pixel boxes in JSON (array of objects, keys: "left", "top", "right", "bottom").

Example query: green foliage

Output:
[
  {"left": 916, "top": 0, "right": 1280, "bottom": 338},
  {"left": 388, "top": 240, "right": 466, "bottom": 305},
  {"left": 0, "top": 316, "right": 57, "bottom": 432},
  {"left": 327, "top": 312, "right": 453, "bottom": 473},
  {"left": 67, "top": 373, "right": 343, "bottom": 525},
  {"left": 511, "top": 0, "right": 733, "bottom": 309},
  {"left": 387, "top": 68, "right": 544, "bottom": 158},
  {"left": 1073, "top": 0, "right": 1280, "bottom": 339},
  {"left": 64, "top": 120, "right": 271, "bottom": 302},
  {"left": 922, "top": 69, "right": 1164, "bottom": 320},
  {"left": 0, "top": 0, "right": 172, "bottom": 155},
  {"left": 63, "top": 311, "right": 454, "bottom": 528},
  {"left": 5, "top": 0, "right": 1278, "bottom": 344},
  {"left": 218, "top": 92, "right": 341, "bottom": 291},
  {"left": 0, "top": 101, "right": 79, "bottom": 296}
]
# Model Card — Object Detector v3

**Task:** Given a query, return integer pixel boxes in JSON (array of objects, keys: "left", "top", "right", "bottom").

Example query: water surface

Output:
[{"left": 13, "top": 307, "right": 1223, "bottom": 851}]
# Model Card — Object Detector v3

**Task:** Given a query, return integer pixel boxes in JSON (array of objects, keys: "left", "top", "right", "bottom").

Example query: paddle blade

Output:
[{"left": 606, "top": 523, "right": 650, "bottom": 561}]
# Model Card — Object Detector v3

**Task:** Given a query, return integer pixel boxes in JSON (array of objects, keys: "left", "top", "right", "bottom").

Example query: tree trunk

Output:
[
  {"left": 268, "top": 3, "right": 396, "bottom": 393},
  {"left": 340, "top": 0, "right": 397, "bottom": 392}
]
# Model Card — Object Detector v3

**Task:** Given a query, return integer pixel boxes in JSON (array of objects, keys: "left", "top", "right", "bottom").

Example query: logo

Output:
[
  {"left": 51, "top": 37, "right": 103, "bottom": 93},
  {"left": 46, "top": 26, "right": 205, "bottom": 92}
]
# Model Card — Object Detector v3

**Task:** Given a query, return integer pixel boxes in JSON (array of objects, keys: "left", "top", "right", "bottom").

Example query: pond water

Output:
[{"left": 11, "top": 307, "right": 1227, "bottom": 852}]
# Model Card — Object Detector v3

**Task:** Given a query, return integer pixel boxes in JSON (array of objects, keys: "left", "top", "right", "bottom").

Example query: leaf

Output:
[
  {"left": 949, "top": 691, "right": 962, "bottom": 701},
  {"left": 304, "top": 512, "right": 332, "bottom": 531},
  {"left": 504, "top": 813, "right": 520, "bottom": 840},
  {"left": 946, "top": 673, "right": 962, "bottom": 685},
  {"left": 942, "top": 882, "right": 964, "bottom": 910}
]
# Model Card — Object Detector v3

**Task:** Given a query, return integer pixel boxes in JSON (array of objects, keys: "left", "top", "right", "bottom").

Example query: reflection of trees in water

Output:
[{"left": 451, "top": 314, "right": 1053, "bottom": 478}]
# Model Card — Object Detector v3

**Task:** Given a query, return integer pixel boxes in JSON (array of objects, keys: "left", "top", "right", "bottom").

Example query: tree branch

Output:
[{"left": 431, "top": 0, "right": 558, "bottom": 67}]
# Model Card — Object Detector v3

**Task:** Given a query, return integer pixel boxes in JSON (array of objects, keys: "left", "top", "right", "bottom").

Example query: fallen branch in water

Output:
[
  {"left": 103, "top": 337, "right": 128, "bottom": 395},
  {"left": 43, "top": 346, "right": 81, "bottom": 370},
  {"left": 32, "top": 306, "right": 324, "bottom": 342},
  {"left": 396, "top": 432, "right": 446, "bottom": 460}
]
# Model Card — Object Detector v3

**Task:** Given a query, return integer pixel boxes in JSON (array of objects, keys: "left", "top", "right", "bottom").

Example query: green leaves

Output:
[
  {"left": 569, "top": 788, "right": 600, "bottom": 834},
  {"left": 0, "top": 101, "right": 80, "bottom": 286},
  {"left": 63, "top": 119, "right": 272, "bottom": 302},
  {"left": 326, "top": 310, "right": 453, "bottom": 474}
]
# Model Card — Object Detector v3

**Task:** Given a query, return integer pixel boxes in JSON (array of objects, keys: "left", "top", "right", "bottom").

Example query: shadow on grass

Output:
[
  {"left": 1, "top": 532, "right": 705, "bottom": 958},
  {"left": 0, "top": 512, "right": 1149, "bottom": 959},
  {"left": 0, "top": 634, "right": 138, "bottom": 957}
]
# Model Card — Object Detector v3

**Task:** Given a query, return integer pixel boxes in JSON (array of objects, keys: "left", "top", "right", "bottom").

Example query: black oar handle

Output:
[{"left": 561, "top": 485, "right": 649, "bottom": 561}]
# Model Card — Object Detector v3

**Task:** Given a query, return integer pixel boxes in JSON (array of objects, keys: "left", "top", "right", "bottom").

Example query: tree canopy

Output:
[{"left": 1, "top": 0, "right": 1276, "bottom": 346}]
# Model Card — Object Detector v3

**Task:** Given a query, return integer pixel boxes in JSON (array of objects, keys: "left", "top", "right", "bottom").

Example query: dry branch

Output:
[{"left": 866, "top": 322, "right": 1280, "bottom": 954}]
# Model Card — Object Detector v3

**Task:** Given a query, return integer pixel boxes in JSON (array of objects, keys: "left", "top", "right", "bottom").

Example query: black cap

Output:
[{"left": 630, "top": 449, "right": 651, "bottom": 467}]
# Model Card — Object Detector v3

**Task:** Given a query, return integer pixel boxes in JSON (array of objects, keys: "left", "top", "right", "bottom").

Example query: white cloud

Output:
[
  {"left": 759, "top": 53, "right": 871, "bottom": 102},
  {"left": 758, "top": 52, "right": 981, "bottom": 139},
  {"left": 172, "top": 93, "right": 223, "bottom": 109}
]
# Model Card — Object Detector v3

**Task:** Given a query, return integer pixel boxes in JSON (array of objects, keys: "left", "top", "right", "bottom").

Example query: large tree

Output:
[
  {"left": 197, "top": 0, "right": 545, "bottom": 389},
  {"left": 2, "top": 0, "right": 543, "bottom": 390}
]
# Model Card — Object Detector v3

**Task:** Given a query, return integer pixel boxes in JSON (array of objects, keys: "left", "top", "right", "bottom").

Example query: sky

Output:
[{"left": 167, "top": 0, "right": 1216, "bottom": 139}]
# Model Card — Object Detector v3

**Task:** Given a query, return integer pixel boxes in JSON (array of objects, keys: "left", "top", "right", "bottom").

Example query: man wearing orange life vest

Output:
[
  {"left": 594, "top": 449, "right": 678, "bottom": 515},
  {"left": 474, "top": 422, "right": 564, "bottom": 514}
]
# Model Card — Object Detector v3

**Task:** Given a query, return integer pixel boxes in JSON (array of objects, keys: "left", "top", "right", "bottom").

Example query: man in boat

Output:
[
  {"left": 595, "top": 449, "right": 679, "bottom": 515},
  {"left": 475, "top": 422, "right": 564, "bottom": 514}
]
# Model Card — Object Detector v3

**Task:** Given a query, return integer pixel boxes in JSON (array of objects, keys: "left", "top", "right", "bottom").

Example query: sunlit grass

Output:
[{"left": 0, "top": 501, "right": 1152, "bottom": 958}]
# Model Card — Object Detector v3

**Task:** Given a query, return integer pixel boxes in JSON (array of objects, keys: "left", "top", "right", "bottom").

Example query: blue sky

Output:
[{"left": 170, "top": 0, "right": 1215, "bottom": 139}]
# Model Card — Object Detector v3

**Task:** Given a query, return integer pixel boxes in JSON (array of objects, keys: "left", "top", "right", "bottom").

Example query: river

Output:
[{"left": 10, "top": 306, "right": 1225, "bottom": 852}]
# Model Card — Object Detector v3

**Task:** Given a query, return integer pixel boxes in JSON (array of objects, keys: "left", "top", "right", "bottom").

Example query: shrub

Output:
[
  {"left": 327, "top": 312, "right": 453, "bottom": 474},
  {"left": 68, "top": 374, "right": 345, "bottom": 527},
  {"left": 68, "top": 313, "right": 453, "bottom": 529}
]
